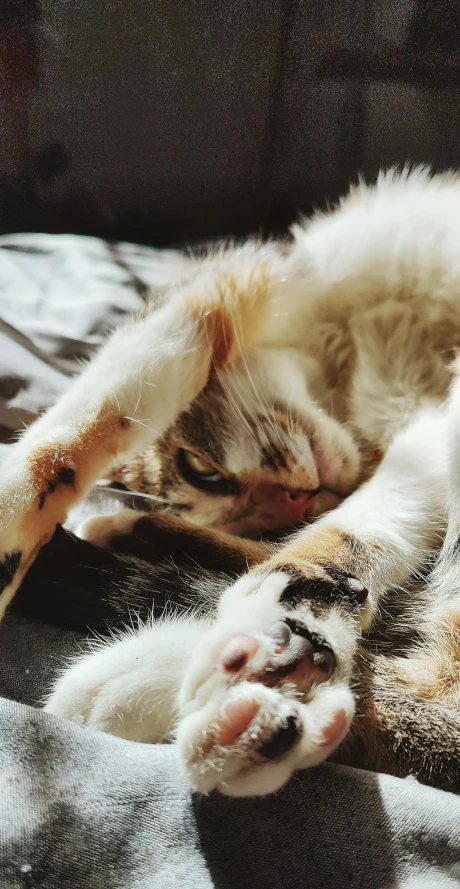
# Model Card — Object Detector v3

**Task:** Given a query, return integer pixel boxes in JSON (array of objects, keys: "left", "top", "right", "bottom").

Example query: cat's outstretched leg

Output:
[
  {"left": 176, "top": 407, "right": 450, "bottom": 795},
  {"left": 45, "top": 611, "right": 460, "bottom": 794},
  {"left": 0, "top": 253, "right": 273, "bottom": 617},
  {"left": 79, "top": 508, "right": 267, "bottom": 571}
]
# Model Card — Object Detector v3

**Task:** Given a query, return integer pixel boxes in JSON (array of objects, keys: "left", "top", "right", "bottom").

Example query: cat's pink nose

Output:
[
  {"left": 252, "top": 483, "right": 315, "bottom": 525},
  {"left": 280, "top": 489, "right": 314, "bottom": 521}
]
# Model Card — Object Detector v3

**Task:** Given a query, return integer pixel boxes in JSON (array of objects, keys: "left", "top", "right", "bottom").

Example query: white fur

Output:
[
  {"left": 10, "top": 168, "right": 460, "bottom": 794},
  {"left": 46, "top": 615, "right": 211, "bottom": 742},
  {"left": 306, "top": 405, "right": 450, "bottom": 628}
]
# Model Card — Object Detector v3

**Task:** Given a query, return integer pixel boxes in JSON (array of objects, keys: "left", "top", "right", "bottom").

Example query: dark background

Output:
[{"left": 1, "top": 0, "right": 460, "bottom": 247}]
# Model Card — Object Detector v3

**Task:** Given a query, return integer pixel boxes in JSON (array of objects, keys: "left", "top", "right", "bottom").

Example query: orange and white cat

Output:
[{"left": 2, "top": 168, "right": 460, "bottom": 795}]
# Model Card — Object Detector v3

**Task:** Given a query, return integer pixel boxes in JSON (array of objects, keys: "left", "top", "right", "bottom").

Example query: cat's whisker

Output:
[
  {"left": 124, "top": 416, "right": 161, "bottom": 436},
  {"left": 133, "top": 383, "right": 144, "bottom": 416},
  {"left": 217, "top": 370, "right": 256, "bottom": 441},
  {"left": 227, "top": 304, "right": 284, "bottom": 446}
]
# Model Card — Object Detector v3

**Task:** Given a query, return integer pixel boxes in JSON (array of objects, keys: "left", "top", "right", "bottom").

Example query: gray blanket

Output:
[{"left": 0, "top": 233, "right": 459, "bottom": 888}]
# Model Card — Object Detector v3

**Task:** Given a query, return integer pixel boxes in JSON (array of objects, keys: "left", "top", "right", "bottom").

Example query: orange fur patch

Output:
[
  {"left": 430, "top": 606, "right": 460, "bottom": 703},
  {"left": 28, "top": 412, "right": 132, "bottom": 480},
  {"left": 266, "top": 525, "right": 368, "bottom": 577},
  {"left": 186, "top": 265, "right": 271, "bottom": 370},
  {"left": 21, "top": 409, "right": 135, "bottom": 537},
  {"left": 390, "top": 604, "right": 460, "bottom": 707}
]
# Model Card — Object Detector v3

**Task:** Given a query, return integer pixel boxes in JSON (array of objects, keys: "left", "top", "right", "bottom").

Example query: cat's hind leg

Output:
[{"left": 335, "top": 648, "right": 460, "bottom": 794}]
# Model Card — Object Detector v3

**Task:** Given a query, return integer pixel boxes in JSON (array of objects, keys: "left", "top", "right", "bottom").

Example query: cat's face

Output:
[{"left": 112, "top": 349, "right": 361, "bottom": 536}]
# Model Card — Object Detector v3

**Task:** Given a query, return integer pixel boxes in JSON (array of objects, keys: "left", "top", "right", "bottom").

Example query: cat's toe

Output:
[
  {"left": 177, "top": 571, "right": 356, "bottom": 796},
  {"left": 78, "top": 514, "right": 118, "bottom": 547},
  {"left": 177, "top": 676, "right": 354, "bottom": 796},
  {"left": 217, "top": 619, "right": 335, "bottom": 690}
]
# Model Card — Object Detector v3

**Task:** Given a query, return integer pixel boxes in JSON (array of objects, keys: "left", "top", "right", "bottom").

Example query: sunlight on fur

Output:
[{"left": 2, "top": 167, "right": 460, "bottom": 795}]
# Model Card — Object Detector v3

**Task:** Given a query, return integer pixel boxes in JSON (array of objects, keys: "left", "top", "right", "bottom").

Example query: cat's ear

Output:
[{"left": 186, "top": 257, "right": 274, "bottom": 370}]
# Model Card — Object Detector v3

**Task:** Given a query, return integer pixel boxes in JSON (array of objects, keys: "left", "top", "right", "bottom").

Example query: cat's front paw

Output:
[
  {"left": 0, "top": 447, "right": 80, "bottom": 617},
  {"left": 177, "top": 569, "right": 359, "bottom": 796}
]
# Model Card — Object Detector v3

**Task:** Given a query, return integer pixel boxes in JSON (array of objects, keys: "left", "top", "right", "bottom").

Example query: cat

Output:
[{"left": 2, "top": 166, "right": 460, "bottom": 797}]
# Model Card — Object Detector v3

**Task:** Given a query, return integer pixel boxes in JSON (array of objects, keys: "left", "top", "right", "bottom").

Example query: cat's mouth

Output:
[
  {"left": 218, "top": 484, "right": 345, "bottom": 537},
  {"left": 250, "top": 481, "right": 343, "bottom": 528}
]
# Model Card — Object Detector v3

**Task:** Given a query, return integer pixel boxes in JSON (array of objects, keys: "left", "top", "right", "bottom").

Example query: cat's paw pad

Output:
[{"left": 177, "top": 571, "right": 356, "bottom": 796}]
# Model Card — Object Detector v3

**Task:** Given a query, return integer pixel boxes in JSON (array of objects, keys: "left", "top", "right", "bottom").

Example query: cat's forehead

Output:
[
  {"left": 226, "top": 406, "right": 319, "bottom": 477},
  {"left": 174, "top": 348, "right": 313, "bottom": 473}
]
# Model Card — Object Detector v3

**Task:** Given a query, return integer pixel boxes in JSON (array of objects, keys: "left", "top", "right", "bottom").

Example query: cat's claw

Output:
[{"left": 177, "top": 570, "right": 357, "bottom": 796}]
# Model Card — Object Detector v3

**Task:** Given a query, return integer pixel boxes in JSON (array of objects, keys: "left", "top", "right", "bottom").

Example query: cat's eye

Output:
[
  {"left": 180, "top": 449, "right": 223, "bottom": 481},
  {"left": 177, "top": 448, "right": 239, "bottom": 495}
]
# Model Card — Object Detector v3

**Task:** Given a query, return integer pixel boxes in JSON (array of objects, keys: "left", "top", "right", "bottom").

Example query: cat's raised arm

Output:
[{"left": 0, "top": 251, "right": 276, "bottom": 617}]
